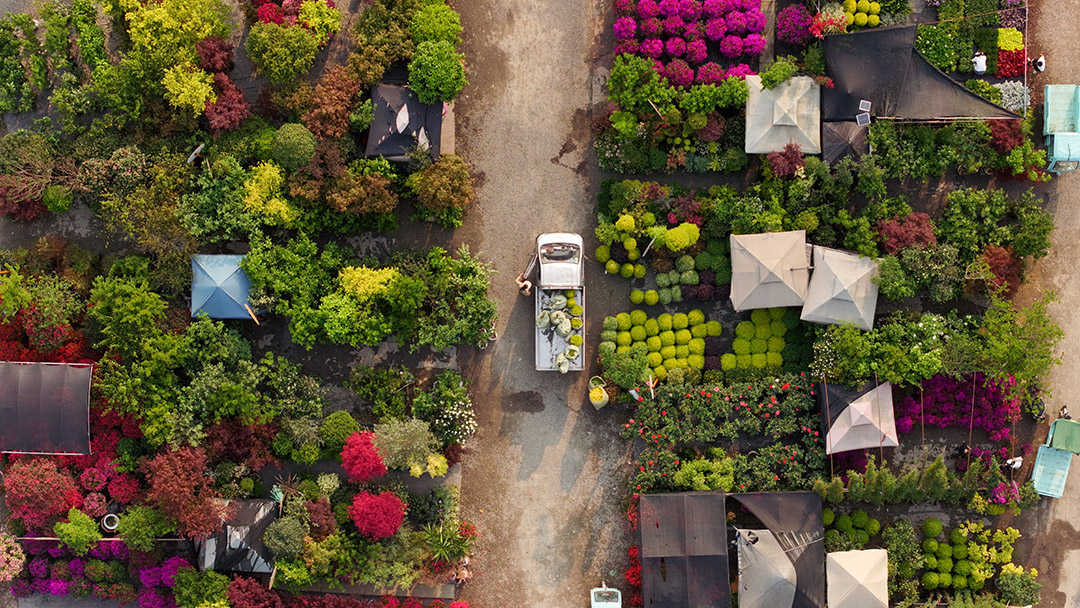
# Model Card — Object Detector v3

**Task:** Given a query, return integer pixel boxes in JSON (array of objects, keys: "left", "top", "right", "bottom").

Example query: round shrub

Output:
[
  {"left": 842, "top": 0, "right": 856, "bottom": 10},
  {"left": 924, "top": 555, "right": 938, "bottom": 570},
  {"left": 409, "top": 41, "right": 467, "bottom": 104},
  {"left": 952, "top": 544, "right": 968, "bottom": 560},
  {"left": 688, "top": 338, "right": 705, "bottom": 355},
  {"left": 272, "top": 123, "right": 316, "bottom": 170},
  {"left": 660, "top": 345, "right": 677, "bottom": 360},
  {"left": 721, "top": 353, "right": 736, "bottom": 370},
  {"left": 647, "top": 352, "right": 663, "bottom": 367},
  {"left": 617, "top": 345, "right": 631, "bottom": 354},
  {"left": 675, "top": 329, "right": 692, "bottom": 345},
  {"left": 688, "top": 354, "right": 705, "bottom": 369},
  {"left": 922, "top": 518, "right": 943, "bottom": 539},
  {"left": 949, "top": 528, "right": 966, "bottom": 545},
  {"left": 679, "top": 270, "right": 699, "bottom": 285},
  {"left": 937, "top": 572, "right": 952, "bottom": 588},
  {"left": 616, "top": 313, "right": 632, "bottom": 330},
  {"left": 647, "top": 336, "right": 662, "bottom": 352},
  {"left": 770, "top": 320, "right": 787, "bottom": 337},
  {"left": 853, "top": 12, "right": 867, "bottom": 26},
  {"left": 630, "top": 310, "right": 648, "bottom": 326},
  {"left": 410, "top": 3, "right": 463, "bottom": 46},
  {"left": 605, "top": 260, "right": 621, "bottom": 274},
  {"left": 735, "top": 321, "right": 755, "bottom": 339},
  {"left": 754, "top": 322, "right": 771, "bottom": 339},
  {"left": 866, "top": 518, "right": 881, "bottom": 536},
  {"left": 937, "top": 557, "right": 952, "bottom": 573},
  {"left": 644, "top": 290, "right": 659, "bottom": 306},
  {"left": 620, "top": 263, "right": 635, "bottom": 278},
  {"left": 653, "top": 365, "right": 667, "bottom": 380},
  {"left": 922, "top": 572, "right": 939, "bottom": 591},
  {"left": 601, "top": 330, "right": 618, "bottom": 342},
  {"left": 676, "top": 254, "right": 695, "bottom": 272},
  {"left": 856, "top": 0, "right": 870, "bottom": 11},
  {"left": 670, "top": 285, "right": 683, "bottom": 302},
  {"left": 630, "top": 290, "right": 645, "bottom": 304},
  {"left": 866, "top": 13, "right": 879, "bottom": 26},
  {"left": 658, "top": 313, "right": 674, "bottom": 330},
  {"left": 851, "top": 510, "right": 869, "bottom": 529},
  {"left": 660, "top": 330, "right": 676, "bottom": 347},
  {"left": 751, "top": 353, "right": 767, "bottom": 368},
  {"left": 264, "top": 517, "right": 308, "bottom": 560},
  {"left": 630, "top": 326, "right": 647, "bottom": 342},
  {"left": 822, "top": 508, "right": 835, "bottom": 526},
  {"left": 634, "top": 264, "right": 648, "bottom": 279},
  {"left": 733, "top": 338, "right": 751, "bottom": 355},
  {"left": 705, "top": 321, "right": 722, "bottom": 336},
  {"left": 320, "top": 411, "right": 360, "bottom": 456},
  {"left": 668, "top": 270, "right": 681, "bottom": 284},
  {"left": 598, "top": 342, "right": 616, "bottom": 357},
  {"left": 844, "top": 12, "right": 854, "bottom": 24},
  {"left": 572, "top": 318, "right": 583, "bottom": 329},
  {"left": 954, "top": 559, "right": 972, "bottom": 577},
  {"left": 767, "top": 336, "right": 785, "bottom": 353},
  {"left": 690, "top": 324, "right": 708, "bottom": 339},
  {"left": 937, "top": 544, "right": 953, "bottom": 560},
  {"left": 348, "top": 491, "right": 405, "bottom": 541},
  {"left": 766, "top": 352, "right": 783, "bottom": 367},
  {"left": 952, "top": 575, "right": 967, "bottom": 590},
  {"left": 854, "top": 530, "right": 870, "bottom": 546},
  {"left": 750, "top": 309, "right": 770, "bottom": 326},
  {"left": 617, "top": 331, "right": 633, "bottom": 346},
  {"left": 673, "top": 313, "right": 689, "bottom": 329},
  {"left": 663, "top": 358, "right": 677, "bottom": 370},
  {"left": 768, "top": 308, "right": 785, "bottom": 320},
  {"left": 835, "top": 514, "right": 853, "bottom": 532},
  {"left": 655, "top": 273, "right": 671, "bottom": 288},
  {"left": 922, "top": 538, "right": 939, "bottom": 554},
  {"left": 687, "top": 309, "right": 705, "bottom": 326},
  {"left": 736, "top": 354, "right": 752, "bottom": 368},
  {"left": 869, "top": 1, "right": 880, "bottom": 12},
  {"left": 675, "top": 345, "right": 689, "bottom": 359},
  {"left": 641, "top": 319, "right": 658, "bottom": 336},
  {"left": 750, "top": 338, "right": 767, "bottom": 354},
  {"left": 595, "top": 245, "right": 611, "bottom": 263},
  {"left": 658, "top": 289, "right": 673, "bottom": 305}
]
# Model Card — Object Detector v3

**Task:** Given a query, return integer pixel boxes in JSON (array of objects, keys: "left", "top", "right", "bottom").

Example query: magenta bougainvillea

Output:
[
  {"left": 724, "top": 63, "right": 756, "bottom": 79},
  {"left": 895, "top": 373, "right": 1022, "bottom": 441},
  {"left": 695, "top": 62, "right": 727, "bottom": 84},
  {"left": 614, "top": 16, "right": 638, "bottom": 39},
  {"left": 663, "top": 59, "right": 695, "bottom": 87},
  {"left": 724, "top": 10, "right": 747, "bottom": 33},
  {"left": 742, "top": 33, "right": 766, "bottom": 55},
  {"left": 685, "top": 38, "right": 708, "bottom": 63},
  {"left": 744, "top": 9, "right": 767, "bottom": 32},
  {"left": 678, "top": 0, "right": 703, "bottom": 20},
  {"left": 704, "top": 17, "right": 727, "bottom": 40},
  {"left": 719, "top": 34, "right": 743, "bottom": 57},
  {"left": 665, "top": 36, "right": 687, "bottom": 57},
  {"left": 637, "top": 0, "right": 661, "bottom": 18},
  {"left": 662, "top": 14, "right": 686, "bottom": 35},
  {"left": 641, "top": 38, "right": 664, "bottom": 57},
  {"left": 777, "top": 4, "right": 813, "bottom": 45}
]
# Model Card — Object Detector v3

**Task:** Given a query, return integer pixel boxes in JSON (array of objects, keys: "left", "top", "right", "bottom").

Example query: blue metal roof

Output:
[{"left": 191, "top": 254, "right": 253, "bottom": 319}]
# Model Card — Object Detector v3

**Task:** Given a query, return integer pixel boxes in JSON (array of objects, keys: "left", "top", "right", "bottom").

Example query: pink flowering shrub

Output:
[
  {"left": 678, "top": 0, "right": 703, "bottom": 20},
  {"left": 719, "top": 34, "right": 743, "bottom": 57},
  {"left": 725, "top": 10, "right": 747, "bottom": 33},
  {"left": 614, "top": 16, "right": 638, "bottom": 39},
  {"left": 742, "top": 33, "right": 766, "bottom": 55},
  {"left": 4, "top": 458, "right": 82, "bottom": 532},
  {"left": 641, "top": 38, "right": 664, "bottom": 57},
  {"left": 665, "top": 37, "right": 687, "bottom": 57},
  {"left": 777, "top": 4, "right": 813, "bottom": 45},
  {"left": 685, "top": 38, "right": 708, "bottom": 63},
  {"left": 724, "top": 63, "right": 755, "bottom": 79},
  {"left": 82, "top": 492, "right": 108, "bottom": 518},
  {"left": 80, "top": 468, "right": 108, "bottom": 492},
  {"left": 659, "top": 0, "right": 680, "bottom": 16},
  {"left": 696, "top": 62, "right": 726, "bottom": 83},
  {"left": 662, "top": 14, "right": 686, "bottom": 35},
  {"left": 896, "top": 374, "right": 1022, "bottom": 442},
  {"left": 641, "top": 17, "right": 662, "bottom": 35},
  {"left": 615, "top": 0, "right": 636, "bottom": 13},
  {"left": 615, "top": 40, "right": 641, "bottom": 54},
  {"left": 704, "top": 17, "right": 727, "bottom": 39},
  {"left": 637, "top": 0, "right": 660, "bottom": 18},
  {"left": 744, "top": 9, "right": 767, "bottom": 33},
  {"left": 684, "top": 22, "right": 704, "bottom": 39},
  {"left": 256, "top": 3, "right": 284, "bottom": 23},
  {"left": 0, "top": 533, "right": 26, "bottom": 583},
  {"left": 663, "top": 59, "right": 695, "bottom": 87}
]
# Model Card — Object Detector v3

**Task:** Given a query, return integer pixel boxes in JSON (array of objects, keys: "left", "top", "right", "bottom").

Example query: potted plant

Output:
[{"left": 101, "top": 513, "right": 120, "bottom": 533}]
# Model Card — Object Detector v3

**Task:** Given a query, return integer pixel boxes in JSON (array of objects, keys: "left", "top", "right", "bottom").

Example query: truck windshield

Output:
[{"left": 540, "top": 243, "right": 580, "bottom": 263}]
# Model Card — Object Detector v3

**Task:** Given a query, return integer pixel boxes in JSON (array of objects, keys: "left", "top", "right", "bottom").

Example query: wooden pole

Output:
[
  {"left": 967, "top": 373, "right": 978, "bottom": 471},
  {"left": 874, "top": 373, "right": 884, "bottom": 463},
  {"left": 823, "top": 375, "right": 834, "bottom": 479},
  {"left": 245, "top": 304, "right": 260, "bottom": 325},
  {"left": 920, "top": 387, "right": 926, "bottom": 465}
]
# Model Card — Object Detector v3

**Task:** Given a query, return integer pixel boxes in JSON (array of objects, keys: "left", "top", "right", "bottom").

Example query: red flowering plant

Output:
[
  {"left": 348, "top": 491, "right": 405, "bottom": 541},
  {"left": 3, "top": 458, "right": 83, "bottom": 532},
  {"left": 341, "top": 431, "right": 387, "bottom": 483},
  {"left": 228, "top": 574, "right": 283, "bottom": 608},
  {"left": 809, "top": 12, "right": 847, "bottom": 38}
]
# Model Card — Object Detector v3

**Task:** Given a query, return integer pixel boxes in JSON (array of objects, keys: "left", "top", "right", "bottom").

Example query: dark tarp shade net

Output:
[
  {"left": 0, "top": 362, "right": 92, "bottom": 454},
  {"left": 822, "top": 26, "right": 1019, "bottom": 121},
  {"left": 365, "top": 83, "right": 443, "bottom": 160},
  {"left": 821, "top": 121, "right": 869, "bottom": 164},
  {"left": 638, "top": 491, "right": 731, "bottom": 608},
  {"left": 818, "top": 381, "right": 880, "bottom": 431},
  {"left": 730, "top": 492, "right": 826, "bottom": 608}
]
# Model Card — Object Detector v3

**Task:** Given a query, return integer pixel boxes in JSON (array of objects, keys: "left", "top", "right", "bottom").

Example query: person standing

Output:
[
  {"left": 972, "top": 50, "right": 987, "bottom": 75},
  {"left": 1006, "top": 456, "right": 1023, "bottom": 469},
  {"left": 1032, "top": 54, "right": 1046, "bottom": 73}
]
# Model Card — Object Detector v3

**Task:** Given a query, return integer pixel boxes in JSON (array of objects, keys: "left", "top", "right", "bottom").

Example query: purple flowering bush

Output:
[
  {"left": 665, "top": 36, "right": 687, "bottom": 56},
  {"left": 744, "top": 9, "right": 767, "bottom": 33},
  {"left": 742, "top": 33, "right": 766, "bottom": 55},
  {"left": 615, "top": 39, "right": 641, "bottom": 54},
  {"left": 615, "top": 0, "right": 636, "bottom": 14},
  {"left": 659, "top": 0, "right": 680, "bottom": 16},
  {"left": 678, "top": 0, "right": 703, "bottom": 20},
  {"left": 684, "top": 22, "right": 704, "bottom": 39},
  {"left": 719, "top": 34, "right": 744, "bottom": 57},
  {"left": 662, "top": 14, "right": 687, "bottom": 34},
  {"left": 0, "top": 533, "right": 26, "bottom": 583},
  {"left": 724, "top": 10, "right": 747, "bottom": 34},
  {"left": 614, "top": 16, "right": 638, "bottom": 39},
  {"left": 663, "top": 59, "right": 696, "bottom": 87},
  {"left": 895, "top": 374, "right": 1022, "bottom": 442},
  {"left": 695, "top": 62, "right": 727, "bottom": 83},
  {"left": 641, "top": 17, "right": 662, "bottom": 35},
  {"left": 705, "top": 17, "right": 728, "bottom": 39},
  {"left": 641, "top": 38, "right": 664, "bottom": 57},
  {"left": 637, "top": 0, "right": 660, "bottom": 18},
  {"left": 685, "top": 38, "right": 708, "bottom": 62},
  {"left": 777, "top": 4, "right": 813, "bottom": 45}
]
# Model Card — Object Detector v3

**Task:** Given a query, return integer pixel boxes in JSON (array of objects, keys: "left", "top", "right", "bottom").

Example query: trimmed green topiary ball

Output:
[
  {"left": 750, "top": 309, "right": 770, "bottom": 326},
  {"left": 600, "top": 330, "right": 618, "bottom": 342},
  {"left": 675, "top": 345, "right": 689, "bottom": 359},
  {"left": 856, "top": 0, "right": 870, "bottom": 11},
  {"left": 688, "top": 354, "right": 705, "bottom": 370},
  {"left": 842, "top": 0, "right": 856, "bottom": 11},
  {"left": 922, "top": 572, "right": 939, "bottom": 591},
  {"left": 630, "top": 326, "right": 647, "bottom": 342},
  {"left": 620, "top": 263, "right": 635, "bottom": 278},
  {"left": 751, "top": 353, "right": 767, "bottom": 368},
  {"left": 616, "top": 331, "right": 633, "bottom": 346},
  {"left": 658, "top": 314, "right": 674, "bottom": 331},
  {"left": 595, "top": 246, "right": 610, "bottom": 263},
  {"left": 835, "top": 514, "right": 853, "bottom": 532},
  {"left": 770, "top": 320, "right": 787, "bottom": 337},
  {"left": 822, "top": 508, "right": 835, "bottom": 526},
  {"left": 660, "top": 345, "right": 677, "bottom": 360},
  {"left": 644, "top": 290, "right": 659, "bottom": 306},
  {"left": 690, "top": 324, "right": 708, "bottom": 339},
  {"left": 866, "top": 13, "right": 879, "bottom": 26},
  {"left": 766, "top": 352, "right": 783, "bottom": 367},
  {"left": 706, "top": 321, "right": 722, "bottom": 336},
  {"left": 735, "top": 321, "right": 755, "bottom": 339},
  {"left": 733, "top": 338, "right": 751, "bottom": 355},
  {"left": 647, "top": 352, "right": 663, "bottom": 367},
  {"left": 937, "top": 544, "right": 953, "bottom": 560},
  {"left": 688, "top": 338, "right": 705, "bottom": 355},
  {"left": 922, "top": 539, "right": 939, "bottom": 554},
  {"left": 660, "top": 331, "right": 676, "bottom": 347},
  {"left": 653, "top": 365, "right": 667, "bottom": 381},
  {"left": 644, "top": 318, "right": 660, "bottom": 336},
  {"left": 922, "top": 518, "right": 943, "bottom": 539},
  {"left": 598, "top": 342, "right": 616, "bottom": 357},
  {"left": 605, "top": 260, "right": 620, "bottom": 275},
  {"left": 676, "top": 255, "right": 695, "bottom": 273},
  {"left": 603, "top": 316, "right": 618, "bottom": 331},
  {"left": 687, "top": 309, "right": 705, "bottom": 326},
  {"left": 853, "top": 12, "right": 867, "bottom": 26},
  {"left": 736, "top": 354, "right": 752, "bottom": 368},
  {"left": 721, "top": 353, "right": 736, "bottom": 370},
  {"left": 656, "top": 273, "right": 671, "bottom": 288},
  {"left": 767, "top": 336, "right": 786, "bottom": 353},
  {"left": 673, "top": 313, "right": 689, "bottom": 330},
  {"left": 646, "top": 336, "right": 662, "bottom": 352},
  {"left": 630, "top": 290, "right": 645, "bottom": 304},
  {"left": 869, "top": 1, "right": 880, "bottom": 12},
  {"left": 937, "top": 556, "right": 953, "bottom": 573},
  {"left": 630, "top": 310, "right": 648, "bottom": 326},
  {"left": 750, "top": 338, "right": 767, "bottom": 354},
  {"left": 754, "top": 323, "right": 771, "bottom": 339},
  {"left": 616, "top": 313, "right": 632, "bottom": 330},
  {"left": 675, "top": 329, "right": 692, "bottom": 345},
  {"left": 634, "top": 264, "right": 647, "bottom": 279}
]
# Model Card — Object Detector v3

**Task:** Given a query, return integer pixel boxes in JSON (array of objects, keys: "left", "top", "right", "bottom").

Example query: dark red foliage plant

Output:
[
  {"left": 205, "top": 74, "right": 251, "bottom": 134},
  {"left": 196, "top": 37, "right": 235, "bottom": 73},
  {"left": 228, "top": 575, "right": 283, "bottom": 608},
  {"left": 2, "top": 458, "right": 82, "bottom": 532},
  {"left": 989, "top": 119, "right": 1024, "bottom": 154},
  {"left": 766, "top": 142, "right": 805, "bottom": 178},
  {"left": 875, "top": 212, "right": 937, "bottom": 255},
  {"left": 306, "top": 498, "right": 337, "bottom": 541},
  {"left": 341, "top": 431, "right": 387, "bottom": 483},
  {"left": 205, "top": 419, "right": 279, "bottom": 471},
  {"left": 302, "top": 66, "right": 362, "bottom": 139},
  {"left": 979, "top": 243, "right": 1021, "bottom": 297},
  {"left": 996, "top": 48, "right": 1026, "bottom": 78},
  {"left": 142, "top": 447, "right": 236, "bottom": 541},
  {"left": 348, "top": 491, "right": 405, "bottom": 541},
  {"left": 284, "top": 594, "right": 380, "bottom": 608}
]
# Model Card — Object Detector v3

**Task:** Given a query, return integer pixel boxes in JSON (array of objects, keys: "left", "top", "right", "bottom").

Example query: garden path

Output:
[
  {"left": 1007, "top": 0, "right": 1080, "bottom": 604},
  {"left": 448, "top": 0, "right": 644, "bottom": 605}
]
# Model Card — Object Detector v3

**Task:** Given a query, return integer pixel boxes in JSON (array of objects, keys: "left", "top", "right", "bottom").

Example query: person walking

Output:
[
  {"left": 972, "top": 50, "right": 987, "bottom": 75},
  {"left": 1006, "top": 456, "right": 1023, "bottom": 469}
]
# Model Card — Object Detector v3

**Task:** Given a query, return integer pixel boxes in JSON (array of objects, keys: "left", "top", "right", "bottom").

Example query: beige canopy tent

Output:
[
  {"left": 826, "top": 549, "right": 888, "bottom": 608},
  {"left": 745, "top": 75, "right": 821, "bottom": 154},
  {"left": 800, "top": 246, "right": 879, "bottom": 331},
  {"left": 819, "top": 381, "right": 899, "bottom": 455},
  {"left": 730, "top": 231, "right": 810, "bottom": 311}
]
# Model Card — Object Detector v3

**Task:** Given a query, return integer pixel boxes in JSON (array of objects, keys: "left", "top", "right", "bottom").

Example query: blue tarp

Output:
[
  {"left": 191, "top": 255, "right": 253, "bottom": 319},
  {"left": 1033, "top": 444, "right": 1072, "bottom": 498}
]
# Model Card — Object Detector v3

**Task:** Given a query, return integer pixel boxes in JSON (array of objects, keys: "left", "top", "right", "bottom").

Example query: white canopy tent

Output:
[
  {"left": 826, "top": 549, "right": 889, "bottom": 608},
  {"left": 745, "top": 75, "right": 822, "bottom": 154},
  {"left": 821, "top": 382, "right": 899, "bottom": 455},
  {"left": 737, "top": 529, "right": 797, "bottom": 608},
  {"left": 730, "top": 231, "right": 811, "bottom": 311},
  {"left": 800, "top": 246, "right": 879, "bottom": 331}
]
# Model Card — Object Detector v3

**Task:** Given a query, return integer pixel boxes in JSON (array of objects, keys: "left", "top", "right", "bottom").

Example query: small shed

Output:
[
  {"left": 0, "top": 361, "right": 92, "bottom": 455},
  {"left": 827, "top": 549, "right": 889, "bottom": 608},
  {"left": 365, "top": 83, "right": 443, "bottom": 161},
  {"left": 638, "top": 491, "right": 731, "bottom": 608},
  {"left": 745, "top": 75, "right": 821, "bottom": 154},
  {"left": 818, "top": 381, "right": 899, "bottom": 455},
  {"left": 191, "top": 255, "right": 254, "bottom": 320},
  {"left": 195, "top": 499, "right": 276, "bottom": 573},
  {"left": 730, "top": 231, "right": 811, "bottom": 311},
  {"left": 800, "top": 246, "right": 879, "bottom": 331}
]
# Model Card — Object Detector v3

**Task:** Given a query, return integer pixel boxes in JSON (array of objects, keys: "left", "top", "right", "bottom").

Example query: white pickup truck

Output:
[{"left": 534, "top": 233, "right": 585, "bottom": 372}]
